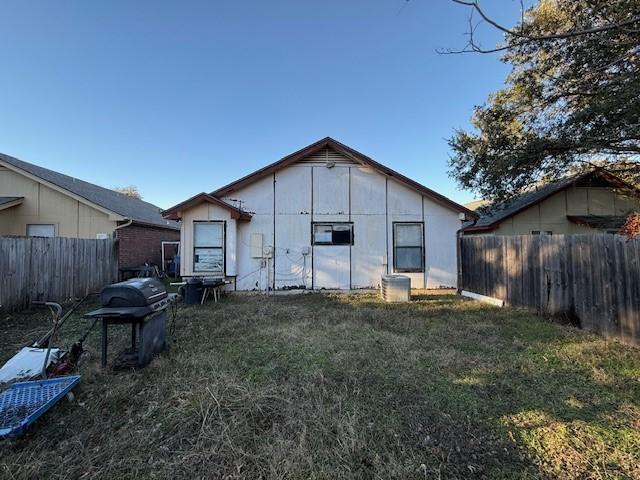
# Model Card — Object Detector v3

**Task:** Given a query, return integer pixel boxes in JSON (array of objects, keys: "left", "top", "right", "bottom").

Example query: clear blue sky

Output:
[{"left": 0, "top": 0, "right": 527, "bottom": 209}]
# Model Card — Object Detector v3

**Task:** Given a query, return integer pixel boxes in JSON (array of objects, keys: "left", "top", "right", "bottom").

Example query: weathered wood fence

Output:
[
  {"left": 459, "top": 234, "right": 640, "bottom": 345},
  {"left": 0, "top": 237, "right": 118, "bottom": 312}
]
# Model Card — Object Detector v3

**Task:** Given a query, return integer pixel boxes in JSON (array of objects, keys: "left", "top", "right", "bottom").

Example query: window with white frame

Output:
[
  {"left": 194, "top": 221, "right": 224, "bottom": 273},
  {"left": 393, "top": 222, "right": 424, "bottom": 272},
  {"left": 312, "top": 223, "right": 353, "bottom": 245},
  {"left": 26, "top": 224, "right": 55, "bottom": 237},
  {"left": 531, "top": 230, "right": 553, "bottom": 235}
]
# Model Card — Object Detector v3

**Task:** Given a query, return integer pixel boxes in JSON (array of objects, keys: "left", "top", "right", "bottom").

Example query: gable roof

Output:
[
  {"left": 162, "top": 192, "right": 252, "bottom": 221},
  {"left": 211, "top": 137, "right": 478, "bottom": 218},
  {"left": 464, "top": 169, "right": 639, "bottom": 232},
  {"left": 0, "top": 153, "right": 178, "bottom": 230}
]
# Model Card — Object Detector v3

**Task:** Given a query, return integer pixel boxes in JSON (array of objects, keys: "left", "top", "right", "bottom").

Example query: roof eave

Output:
[
  {"left": 212, "top": 137, "right": 477, "bottom": 218},
  {"left": 0, "top": 197, "right": 24, "bottom": 211},
  {"left": 162, "top": 192, "right": 252, "bottom": 221},
  {"left": 461, "top": 223, "right": 497, "bottom": 233},
  {"left": 128, "top": 219, "right": 181, "bottom": 231}
]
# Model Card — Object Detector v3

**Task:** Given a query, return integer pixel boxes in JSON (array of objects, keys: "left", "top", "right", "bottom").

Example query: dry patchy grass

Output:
[{"left": 0, "top": 292, "right": 638, "bottom": 479}]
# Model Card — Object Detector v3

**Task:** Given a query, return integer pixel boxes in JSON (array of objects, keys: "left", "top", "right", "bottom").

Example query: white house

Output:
[{"left": 163, "top": 138, "right": 476, "bottom": 290}]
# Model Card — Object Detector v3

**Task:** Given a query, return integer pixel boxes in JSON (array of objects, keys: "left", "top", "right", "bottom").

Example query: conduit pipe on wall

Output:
[{"left": 114, "top": 218, "right": 133, "bottom": 232}]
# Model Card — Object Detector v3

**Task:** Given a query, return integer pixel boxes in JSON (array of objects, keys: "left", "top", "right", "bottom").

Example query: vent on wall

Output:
[
  {"left": 297, "top": 147, "right": 358, "bottom": 166},
  {"left": 380, "top": 275, "right": 411, "bottom": 303}
]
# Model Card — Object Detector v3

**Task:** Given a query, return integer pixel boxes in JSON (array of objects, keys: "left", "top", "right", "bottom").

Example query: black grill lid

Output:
[{"left": 100, "top": 278, "right": 167, "bottom": 308}]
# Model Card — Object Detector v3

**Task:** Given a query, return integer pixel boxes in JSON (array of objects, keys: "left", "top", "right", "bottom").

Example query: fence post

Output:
[{"left": 456, "top": 231, "right": 463, "bottom": 293}]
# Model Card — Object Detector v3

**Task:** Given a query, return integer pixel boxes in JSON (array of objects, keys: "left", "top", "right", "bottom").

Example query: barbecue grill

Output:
[{"left": 85, "top": 278, "right": 178, "bottom": 368}]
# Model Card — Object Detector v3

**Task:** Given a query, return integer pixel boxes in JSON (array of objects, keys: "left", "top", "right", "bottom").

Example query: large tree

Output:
[{"left": 447, "top": 0, "right": 640, "bottom": 201}]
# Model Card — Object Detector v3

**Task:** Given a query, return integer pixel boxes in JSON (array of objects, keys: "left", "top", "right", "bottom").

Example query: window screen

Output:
[
  {"left": 393, "top": 223, "right": 423, "bottom": 272},
  {"left": 27, "top": 224, "right": 55, "bottom": 237},
  {"left": 312, "top": 223, "right": 353, "bottom": 245},
  {"left": 194, "top": 222, "right": 224, "bottom": 273}
]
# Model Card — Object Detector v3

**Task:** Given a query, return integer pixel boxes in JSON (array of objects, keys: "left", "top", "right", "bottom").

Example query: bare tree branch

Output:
[
  {"left": 451, "top": 0, "right": 640, "bottom": 40},
  {"left": 438, "top": 0, "right": 640, "bottom": 54}
]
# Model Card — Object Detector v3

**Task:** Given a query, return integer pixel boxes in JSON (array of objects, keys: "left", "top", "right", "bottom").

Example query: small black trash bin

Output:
[{"left": 184, "top": 277, "right": 203, "bottom": 304}]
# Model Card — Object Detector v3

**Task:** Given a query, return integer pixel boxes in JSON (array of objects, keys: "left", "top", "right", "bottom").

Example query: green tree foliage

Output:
[{"left": 448, "top": 0, "right": 640, "bottom": 201}]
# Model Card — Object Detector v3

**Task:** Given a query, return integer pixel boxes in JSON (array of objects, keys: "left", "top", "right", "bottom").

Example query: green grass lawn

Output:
[{"left": 0, "top": 292, "right": 638, "bottom": 479}]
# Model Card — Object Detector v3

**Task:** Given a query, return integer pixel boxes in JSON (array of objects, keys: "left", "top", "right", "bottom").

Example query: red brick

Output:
[{"left": 115, "top": 224, "right": 180, "bottom": 269}]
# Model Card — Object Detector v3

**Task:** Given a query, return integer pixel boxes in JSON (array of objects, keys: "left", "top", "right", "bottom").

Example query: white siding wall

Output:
[
  {"left": 274, "top": 166, "right": 312, "bottom": 288},
  {"left": 350, "top": 167, "right": 387, "bottom": 288},
  {"left": 180, "top": 203, "right": 232, "bottom": 277},
  {"left": 182, "top": 149, "right": 464, "bottom": 289}
]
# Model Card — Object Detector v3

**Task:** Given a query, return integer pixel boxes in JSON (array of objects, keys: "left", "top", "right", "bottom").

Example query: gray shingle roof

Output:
[
  {"left": 0, "top": 196, "right": 23, "bottom": 206},
  {"left": 0, "top": 153, "right": 178, "bottom": 230},
  {"left": 468, "top": 174, "right": 581, "bottom": 230}
]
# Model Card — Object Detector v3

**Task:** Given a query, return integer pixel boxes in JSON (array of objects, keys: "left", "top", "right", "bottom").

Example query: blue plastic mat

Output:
[{"left": 0, "top": 375, "right": 81, "bottom": 437}]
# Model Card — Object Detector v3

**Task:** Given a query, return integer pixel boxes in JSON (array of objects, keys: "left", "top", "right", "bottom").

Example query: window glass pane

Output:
[
  {"left": 313, "top": 223, "right": 353, "bottom": 245},
  {"left": 332, "top": 225, "right": 352, "bottom": 245},
  {"left": 395, "top": 224, "right": 422, "bottom": 247},
  {"left": 395, "top": 247, "right": 422, "bottom": 270},
  {"left": 27, "top": 224, "right": 55, "bottom": 237},
  {"left": 314, "top": 225, "right": 332, "bottom": 243},
  {"left": 195, "top": 223, "right": 223, "bottom": 247},
  {"left": 194, "top": 248, "right": 223, "bottom": 272}
]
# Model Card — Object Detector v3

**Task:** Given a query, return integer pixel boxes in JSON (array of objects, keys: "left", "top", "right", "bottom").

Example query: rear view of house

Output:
[{"left": 163, "top": 137, "right": 476, "bottom": 290}]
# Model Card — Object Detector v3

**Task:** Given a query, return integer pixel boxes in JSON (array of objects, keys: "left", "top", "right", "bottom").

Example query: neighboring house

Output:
[
  {"left": 0, "top": 153, "right": 180, "bottom": 268},
  {"left": 163, "top": 137, "right": 477, "bottom": 290},
  {"left": 463, "top": 169, "right": 640, "bottom": 235}
]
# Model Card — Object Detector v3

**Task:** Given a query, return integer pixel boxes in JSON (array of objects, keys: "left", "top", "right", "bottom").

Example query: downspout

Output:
[
  {"left": 113, "top": 218, "right": 133, "bottom": 281},
  {"left": 114, "top": 218, "right": 133, "bottom": 237}
]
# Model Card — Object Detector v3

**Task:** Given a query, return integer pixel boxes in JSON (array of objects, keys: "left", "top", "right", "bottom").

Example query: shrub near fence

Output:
[
  {"left": 0, "top": 237, "right": 118, "bottom": 312},
  {"left": 459, "top": 234, "right": 640, "bottom": 346}
]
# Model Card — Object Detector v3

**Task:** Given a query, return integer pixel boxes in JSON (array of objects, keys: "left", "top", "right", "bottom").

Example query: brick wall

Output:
[{"left": 115, "top": 223, "right": 180, "bottom": 269}]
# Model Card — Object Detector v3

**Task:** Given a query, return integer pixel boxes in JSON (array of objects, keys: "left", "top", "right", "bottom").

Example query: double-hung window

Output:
[
  {"left": 194, "top": 221, "right": 224, "bottom": 273},
  {"left": 312, "top": 223, "right": 354, "bottom": 245},
  {"left": 393, "top": 222, "right": 424, "bottom": 272}
]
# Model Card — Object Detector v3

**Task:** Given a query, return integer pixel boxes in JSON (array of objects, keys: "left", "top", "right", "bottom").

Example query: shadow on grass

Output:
[
  {"left": 253, "top": 293, "right": 640, "bottom": 479},
  {"left": 0, "top": 292, "right": 638, "bottom": 479}
]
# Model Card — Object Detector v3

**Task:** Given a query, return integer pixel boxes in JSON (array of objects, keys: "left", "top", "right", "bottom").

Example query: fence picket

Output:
[
  {"left": 460, "top": 234, "right": 639, "bottom": 346},
  {"left": 0, "top": 237, "right": 118, "bottom": 312}
]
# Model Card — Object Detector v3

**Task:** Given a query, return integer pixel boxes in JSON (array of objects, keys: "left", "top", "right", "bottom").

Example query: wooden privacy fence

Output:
[
  {"left": 459, "top": 234, "right": 640, "bottom": 345},
  {"left": 0, "top": 237, "right": 118, "bottom": 312}
]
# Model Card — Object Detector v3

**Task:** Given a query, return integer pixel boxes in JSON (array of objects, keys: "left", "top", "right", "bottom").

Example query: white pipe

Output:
[
  {"left": 114, "top": 218, "right": 133, "bottom": 232},
  {"left": 460, "top": 290, "right": 505, "bottom": 307}
]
